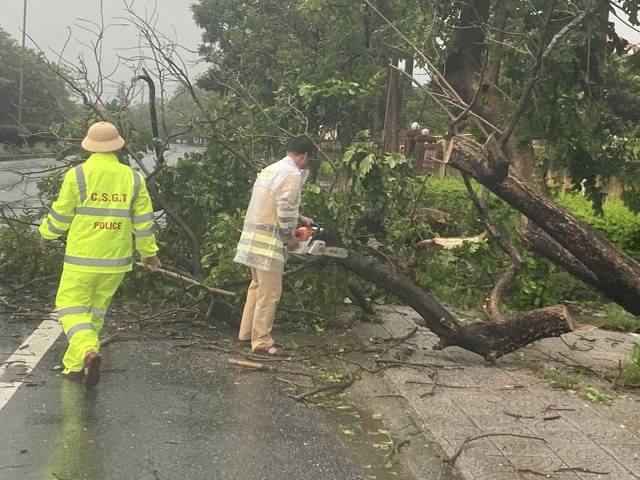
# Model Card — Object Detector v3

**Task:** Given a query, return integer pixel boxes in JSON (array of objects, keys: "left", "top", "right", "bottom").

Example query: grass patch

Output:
[
  {"left": 539, "top": 367, "right": 581, "bottom": 391},
  {"left": 598, "top": 304, "right": 640, "bottom": 333},
  {"left": 618, "top": 343, "right": 640, "bottom": 388}
]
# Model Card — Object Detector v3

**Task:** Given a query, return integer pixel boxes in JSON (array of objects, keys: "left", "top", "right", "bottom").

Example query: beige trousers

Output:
[{"left": 238, "top": 267, "right": 283, "bottom": 351}]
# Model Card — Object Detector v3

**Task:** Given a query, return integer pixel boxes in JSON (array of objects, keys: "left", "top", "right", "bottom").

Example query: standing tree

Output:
[{"left": 0, "top": 28, "right": 74, "bottom": 136}]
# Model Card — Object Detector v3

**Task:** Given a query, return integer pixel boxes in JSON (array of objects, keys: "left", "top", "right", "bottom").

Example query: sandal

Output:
[{"left": 254, "top": 345, "right": 287, "bottom": 357}]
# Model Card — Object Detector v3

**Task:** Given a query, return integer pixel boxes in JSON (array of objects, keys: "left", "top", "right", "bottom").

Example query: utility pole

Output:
[{"left": 17, "top": 0, "right": 28, "bottom": 124}]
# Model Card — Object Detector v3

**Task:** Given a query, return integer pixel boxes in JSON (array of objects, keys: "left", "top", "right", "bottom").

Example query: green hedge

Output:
[
  {"left": 413, "top": 178, "right": 638, "bottom": 311},
  {"left": 556, "top": 194, "right": 640, "bottom": 261}
]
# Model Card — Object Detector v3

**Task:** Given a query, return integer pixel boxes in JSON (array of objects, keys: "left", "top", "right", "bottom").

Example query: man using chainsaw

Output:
[
  {"left": 39, "top": 121, "right": 161, "bottom": 387},
  {"left": 234, "top": 136, "right": 316, "bottom": 356}
]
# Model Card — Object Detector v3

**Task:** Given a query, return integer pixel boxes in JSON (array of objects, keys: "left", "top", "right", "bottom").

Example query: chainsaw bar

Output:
[
  {"left": 316, "top": 245, "right": 349, "bottom": 258},
  {"left": 291, "top": 240, "right": 349, "bottom": 258}
]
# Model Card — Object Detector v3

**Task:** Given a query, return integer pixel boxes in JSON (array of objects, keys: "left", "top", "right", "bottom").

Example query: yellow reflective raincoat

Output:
[
  {"left": 40, "top": 152, "right": 159, "bottom": 374},
  {"left": 234, "top": 156, "right": 309, "bottom": 273},
  {"left": 39, "top": 152, "right": 159, "bottom": 271}
]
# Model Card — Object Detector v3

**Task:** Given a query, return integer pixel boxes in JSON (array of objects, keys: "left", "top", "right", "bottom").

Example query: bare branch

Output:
[{"left": 500, "top": 6, "right": 587, "bottom": 148}]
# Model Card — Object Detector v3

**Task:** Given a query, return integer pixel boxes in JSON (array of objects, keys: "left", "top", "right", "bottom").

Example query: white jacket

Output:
[{"left": 234, "top": 156, "right": 309, "bottom": 273}]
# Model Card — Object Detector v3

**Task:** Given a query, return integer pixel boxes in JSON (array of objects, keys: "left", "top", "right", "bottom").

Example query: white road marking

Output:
[{"left": 0, "top": 318, "right": 62, "bottom": 410}]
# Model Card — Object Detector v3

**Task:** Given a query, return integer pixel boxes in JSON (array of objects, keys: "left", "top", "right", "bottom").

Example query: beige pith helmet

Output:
[{"left": 81, "top": 122, "right": 125, "bottom": 153}]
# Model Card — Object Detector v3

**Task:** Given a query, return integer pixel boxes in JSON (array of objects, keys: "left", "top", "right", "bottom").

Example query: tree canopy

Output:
[{"left": 0, "top": 28, "right": 74, "bottom": 133}]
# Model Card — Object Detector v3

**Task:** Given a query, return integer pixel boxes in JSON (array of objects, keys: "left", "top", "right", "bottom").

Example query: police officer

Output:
[{"left": 40, "top": 122, "right": 161, "bottom": 387}]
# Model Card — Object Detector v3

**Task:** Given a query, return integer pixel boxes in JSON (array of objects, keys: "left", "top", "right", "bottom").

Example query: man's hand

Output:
[
  {"left": 298, "top": 214, "right": 313, "bottom": 227},
  {"left": 143, "top": 256, "right": 162, "bottom": 271}
]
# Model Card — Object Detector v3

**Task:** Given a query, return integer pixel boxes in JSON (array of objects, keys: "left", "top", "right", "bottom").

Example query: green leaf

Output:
[
  {"left": 585, "top": 387, "right": 614, "bottom": 406},
  {"left": 359, "top": 154, "right": 375, "bottom": 176}
]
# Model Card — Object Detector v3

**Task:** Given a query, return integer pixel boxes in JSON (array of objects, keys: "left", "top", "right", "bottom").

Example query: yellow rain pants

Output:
[{"left": 55, "top": 269, "right": 125, "bottom": 374}]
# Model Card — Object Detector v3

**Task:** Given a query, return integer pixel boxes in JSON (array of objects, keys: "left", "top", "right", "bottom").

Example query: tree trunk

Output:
[
  {"left": 337, "top": 251, "right": 573, "bottom": 361},
  {"left": 515, "top": 220, "right": 631, "bottom": 306},
  {"left": 444, "top": 0, "right": 490, "bottom": 102},
  {"left": 439, "top": 0, "right": 640, "bottom": 315},
  {"left": 383, "top": 57, "right": 399, "bottom": 153},
  {"left": 450, "top": 138, "right": 640, "bottom": 315}
]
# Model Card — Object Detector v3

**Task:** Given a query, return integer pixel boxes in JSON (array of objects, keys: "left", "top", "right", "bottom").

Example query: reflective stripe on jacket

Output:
[
  {"left": 234, "top": 156, "right": 308, "bottom": 273},
  {"left": 39, "top": 152, "right": 159, "bottom": 273}
]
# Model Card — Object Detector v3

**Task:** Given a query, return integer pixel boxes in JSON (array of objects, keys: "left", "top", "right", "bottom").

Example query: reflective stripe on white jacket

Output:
[{"left": 234, "top": 156, "right": 309, "bottom": 273}]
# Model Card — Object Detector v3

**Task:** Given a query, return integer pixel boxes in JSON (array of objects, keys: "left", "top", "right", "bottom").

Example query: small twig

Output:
[
  {"left": 290, "top": 373, "right": 355, "bottom": 402},
  {"left": 330, "top": 355, "right": 384, "bottom": 374},
  {"left": 422, "top": 371, "right": 438, "bottom": 397},
  {"left": 517, "top": 469, "right": 551, "bottom": 477},
  {"left": 275, "top": 377, "right": 312, "bottom": 389},
  {"left": 561, "top": 336, "right": 594, "bottom": 352},
  {"left": 555, "top": 467, "right": 610, "bottom": 475},
  {"left": 545, "top": 406, "right": 575, "bottom": 412},
  {"left": 227, "top": 358, "right": 313, "bottom": 377},
  {"left": 384, "top": 437, "right": 411, "bottom": 465},
  {"left": 446, "top": 433, "right": 547, "bottom": 465},
  {"left": 364, "top": 327, "right": 419, "bottom": 354},
  {"left": 503, "top": 410, "right": 535, "bottom": 420},
  {"left": 14, "top": 274, "right": 59, "bottom": 289},
  {"left": 368, "top": 327, "right": 419, "bottom": 345},
  {"left": 135, "top": 262, "right": 235, "bottom": 297},
  {"left": 542, "top": 414, "right": 561, "bottom": 421},
  {"left": 137, "top": 307, "right": 200, "bottom": 324},
  {"left": 375, "top": 359, "right": 464, "bottom": 370},
  {"left": 100, "top": 333, "right": 121, "bottom": 347}
]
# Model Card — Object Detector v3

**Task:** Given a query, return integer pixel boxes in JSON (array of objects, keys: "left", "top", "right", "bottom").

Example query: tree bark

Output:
[
  {"left": 515, "top": 220, "right": 631, "bottom": 305},
  {"left": 337, "top": 251, "right": 573, "bottom": 361},
  {"left": 445, "top": 0, "right": 491, "bottom": 102}
]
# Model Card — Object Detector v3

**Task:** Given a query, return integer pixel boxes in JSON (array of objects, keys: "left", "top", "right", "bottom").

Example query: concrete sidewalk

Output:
[{"left": 352, "top": 306, "right": 640, "bottom": 480}]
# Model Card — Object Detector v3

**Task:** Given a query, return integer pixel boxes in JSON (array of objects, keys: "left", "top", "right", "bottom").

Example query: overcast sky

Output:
[
  {"left": 1, "top": 1, "right": 639, "bottom": 100},
  {"left": 0, "top": 0, "right": 206, "bottom": 98}
]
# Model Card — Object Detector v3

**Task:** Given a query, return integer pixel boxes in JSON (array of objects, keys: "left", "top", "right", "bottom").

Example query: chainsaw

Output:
[{"left": 290, "top": 223, "right": 349, "bottom": 258}]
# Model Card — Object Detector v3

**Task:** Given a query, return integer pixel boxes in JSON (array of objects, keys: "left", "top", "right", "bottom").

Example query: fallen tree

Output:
[
  {"left": 363, "top": 0, "right": 640, "bottom": 315},
  {"left": 337, "top": 251, "right": 573, "bottom": 361},
  {"left": 437, "top": 0, "right": 640, "bottom": 315},
  {"left": 448, "top": 137, "right": 640, "bottom": 316}
]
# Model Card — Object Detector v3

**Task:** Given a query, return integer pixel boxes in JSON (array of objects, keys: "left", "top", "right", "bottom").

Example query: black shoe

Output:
[{"left": 83, "top": 352, "right": 101, "bottom": 387}]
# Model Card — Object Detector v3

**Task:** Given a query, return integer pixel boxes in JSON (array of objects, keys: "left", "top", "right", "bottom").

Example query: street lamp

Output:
[{"left": 17, "top": 0, "right": 27, "bottom": 124}]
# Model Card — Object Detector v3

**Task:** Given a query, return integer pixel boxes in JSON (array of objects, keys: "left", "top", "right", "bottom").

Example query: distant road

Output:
[{"left": 0, "top": 144, "right": 202, "bottom": 210}]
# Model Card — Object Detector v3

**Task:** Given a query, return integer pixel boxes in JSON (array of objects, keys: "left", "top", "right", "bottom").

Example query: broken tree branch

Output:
[
  {"left": 135, "top": 262, "right": 235, "bottom": 297},
  {"left": 290, "top": 373, "right": 355, "bottom": 402},
  {"left": 462, "top": 173, "right": 522, "bottom": 324},
  {"left": 227, "top": 358, "right": 313, "bottom": 377}
]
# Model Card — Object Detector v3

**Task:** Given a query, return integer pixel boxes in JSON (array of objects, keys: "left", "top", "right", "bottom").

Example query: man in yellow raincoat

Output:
[
  {"left": 39, "top": 121, "right": 161, "bottom": 387},
  {"left": 234, "top": 136, "right": 316, "bottom": 355}
]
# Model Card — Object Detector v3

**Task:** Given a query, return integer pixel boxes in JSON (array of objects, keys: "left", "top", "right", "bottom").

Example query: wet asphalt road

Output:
[
  {"left": 0, "top": 319, "right": 367, "bottom": 480},
  {"left": 0, "top": 148, "right": 404, "bottom": 479},
  {"left": 0, "top": 145, "right": 198, "bottom": 209}
]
